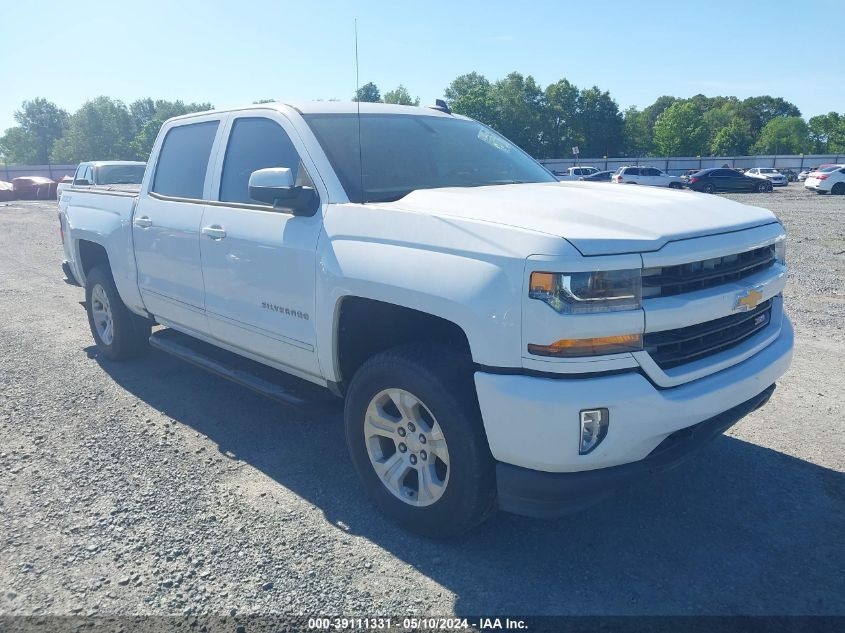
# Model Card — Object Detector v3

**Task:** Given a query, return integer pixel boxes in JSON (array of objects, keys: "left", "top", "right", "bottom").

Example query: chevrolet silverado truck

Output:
[{"left": 59, "top": 102, "right": 793, "bottom": 537}]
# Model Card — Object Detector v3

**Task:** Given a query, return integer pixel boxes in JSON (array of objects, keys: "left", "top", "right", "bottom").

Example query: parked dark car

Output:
[
  {"left": 777, "top": 168, "right": 798, "bottom": 182},
  {"left": 578, "top": 170, "right": 613, "bottom": 182},
  {"left": 685, "top": 168, "right": 773, "bottom": 193}
]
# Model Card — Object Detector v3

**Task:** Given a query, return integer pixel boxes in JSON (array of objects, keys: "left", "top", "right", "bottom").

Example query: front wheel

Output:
[
  {"left": 85, "top": 266, "right": 150, "bottom": 360},
  {"left": 344, "top": 344, "right": 496, "bottom": 538},
  {"left": 757, "top": 181, "right": 773, "bottom": 193}
]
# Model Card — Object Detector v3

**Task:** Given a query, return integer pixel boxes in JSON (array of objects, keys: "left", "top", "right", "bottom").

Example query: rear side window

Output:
[
  {"left": 219, "top": 117, "right": 306, "bottom": 204},
  {"left": 625, "top": 167, "right": 641, "bottom": 176},
  {"left": 152, "top": 121, "right": 219, "bottom": 199}
]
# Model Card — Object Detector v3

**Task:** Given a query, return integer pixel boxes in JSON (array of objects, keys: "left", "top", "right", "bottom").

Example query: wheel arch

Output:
[{"left": 331, "top": 295, "right": 473, "bottom": 393}]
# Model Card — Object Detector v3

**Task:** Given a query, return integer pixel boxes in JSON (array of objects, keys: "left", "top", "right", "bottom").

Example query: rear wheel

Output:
[
  {"left": 85, "top": 266, "right": 150, "bottom": 360},
  {"left": 702, "top": 183, "right": 715, "bottom": 194},
  {"left": 832, "top": 182, "right": 845, "bottom": 195},
  {"left": 344, "top": 344, "right": 496, "bottom": 538}
]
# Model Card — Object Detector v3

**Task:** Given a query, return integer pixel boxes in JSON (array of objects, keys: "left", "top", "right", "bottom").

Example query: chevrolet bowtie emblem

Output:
[{"left": 735, "top": 287, "right": 764, "bottom": 311}]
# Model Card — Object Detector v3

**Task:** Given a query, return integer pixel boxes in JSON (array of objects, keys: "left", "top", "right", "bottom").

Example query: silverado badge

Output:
[{"left": 734, "top": 287, "right": 764, "bottom": 312}]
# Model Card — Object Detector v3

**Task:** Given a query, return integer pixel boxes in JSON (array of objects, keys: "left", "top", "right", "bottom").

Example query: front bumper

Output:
[
  {"left": 475, "top": 316, "right": 793, "bottom": 513},
  {"left": 497, "top": 383, "right": 775, "bottom": 517}
]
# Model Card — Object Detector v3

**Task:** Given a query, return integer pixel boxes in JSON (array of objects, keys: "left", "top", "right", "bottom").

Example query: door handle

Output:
[
  {"left": 202, "top": 225, "right": 227, "bottom": 240},
  {"left": 133, "top": 216, "right": 152, "bottom": 229}
]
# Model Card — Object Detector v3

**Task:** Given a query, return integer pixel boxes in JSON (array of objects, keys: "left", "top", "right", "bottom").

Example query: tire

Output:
[
  {"left": 832, "top": 183, "right": 845, "bottom": 195},
  {"left": 702, "top": 183, "right": 715, "bottom": 194},
  {"left": 757, "top": 181, "right": 773, "bottom": 193},
  {"left": 85, "top": 266, "right": 151, "bottom": 360},
  {"left": 344, "top": 343, "right": 496, "bottom": 538}
]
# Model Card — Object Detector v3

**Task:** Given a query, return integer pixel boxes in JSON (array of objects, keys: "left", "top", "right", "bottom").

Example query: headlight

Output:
[
  {"left": 529, "top": 269, "right": 642, "bottom": 314},
  {"left": 774, "top": 235, "right": 786, "bottom": 265}
]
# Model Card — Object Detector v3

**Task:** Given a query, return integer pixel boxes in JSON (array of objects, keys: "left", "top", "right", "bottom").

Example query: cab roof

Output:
[{"left": 169, "top": 101, "right": 467, "bottom": 122}]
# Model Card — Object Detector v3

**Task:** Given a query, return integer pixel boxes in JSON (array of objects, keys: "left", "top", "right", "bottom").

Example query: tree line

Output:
[{"left": 2, "top": 73, "right": 844, "bottom": 166}]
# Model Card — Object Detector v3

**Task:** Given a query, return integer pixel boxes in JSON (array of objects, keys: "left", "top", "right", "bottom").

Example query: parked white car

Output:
[
  {"left": 57, "top": 161, "right": 146, "bottom": 201},
  {"left": 59, "top": 102, "right": 792, "bottom": 536},
  {"left": 612, "top": 166, "right": 684, "bottom": 188},
  {"left": 746, "top": 168, "right": 788, "bottom": 187},
  {"left": 798, "top": 166, "right": 820, "bottom": 182},
  {"left": 804, "top": 164, "right": 845, "bottom": 195},
  {"left": 554, "top": 166, "right": 599, "bottom": 181}
]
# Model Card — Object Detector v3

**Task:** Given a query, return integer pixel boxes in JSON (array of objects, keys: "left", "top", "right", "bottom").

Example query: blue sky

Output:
[{"left": 2, "top": 0, "right": 842, "bottom": 132}]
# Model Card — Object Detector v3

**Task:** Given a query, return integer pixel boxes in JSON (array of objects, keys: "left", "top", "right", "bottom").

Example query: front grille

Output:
[
  {"left": 644, "top": 299, "right": 773, "bottom": 370},
  {"left": 642, "top": 245, "right": 776, "bottom": 298}
]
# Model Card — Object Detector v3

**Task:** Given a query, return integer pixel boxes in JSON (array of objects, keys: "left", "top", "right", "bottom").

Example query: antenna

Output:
[{"left": 354, "top": 19, "right": 365, "bottom": 203}]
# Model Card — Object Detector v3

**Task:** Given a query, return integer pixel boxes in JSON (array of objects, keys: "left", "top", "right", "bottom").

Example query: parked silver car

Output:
[{"left": 746, "top": 168, "right": 788, "bottom": 187}]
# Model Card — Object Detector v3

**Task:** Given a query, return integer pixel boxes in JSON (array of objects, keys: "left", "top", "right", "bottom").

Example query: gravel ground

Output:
[{"left": 1, "top": 187, "right": 843, "bottom": 622}]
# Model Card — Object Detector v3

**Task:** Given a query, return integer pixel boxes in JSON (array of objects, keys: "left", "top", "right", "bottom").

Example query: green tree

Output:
[
  {"left": 129, "top": 98, "right": 157, "bottom": 132},
  {"left": 542, "top": 79, "right": 579, "bottom": 159},
  {"left": 622, "top": 107, "right": 652, "bottom": 157},
  {"left": 128, "top": 99, "right": 213, "bottom": 159},
  {"left": 572, "top": 86, "right": 624, "bottom": 157},
  {"left": 489, "top": 72, "right": 545, "bottom": 155},
  {"left": 383, "top": 85, "right": 419, "bottom": 106},
  {"left": 353, "top": 82, "right": 381, "bottom": 103},
  {"left": 808, "top": 112, "right": 844, "bottom": 153},
  {"left": 0, "top": 98, "right": 68, "bottom": 164},
  {"left": 444, "top": 72, "right": 497, "bottom": 127},
  {"left": 652, "top": 101, "right": 708, "bottom": 156},
  {"left": 739, "top": 96, "right": 801, "bottom": 136},
  {"left": 710, "top": 117, "right": 754, "bottom": 156},
  {"left": 643, "top": 96, "right": 678, "bottom": 132},
  {"left": 751, "top": 116, "right": 811, "bottom": 154},
  {"left": 51, "top": 97, "right": 135, "bottom": 163}
]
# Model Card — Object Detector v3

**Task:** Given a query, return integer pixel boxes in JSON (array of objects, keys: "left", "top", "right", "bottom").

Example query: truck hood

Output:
[{"left": 390, "top": 181, "right": 777, "bottom": 255}]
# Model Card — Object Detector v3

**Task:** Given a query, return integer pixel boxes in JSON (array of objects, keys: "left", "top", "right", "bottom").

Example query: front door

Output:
[
  {"left": 199, "top": 114, "right": 324, "bottom": 379},
  {"left": 133, "top": 118, "right": 221, "bottom": 334}
]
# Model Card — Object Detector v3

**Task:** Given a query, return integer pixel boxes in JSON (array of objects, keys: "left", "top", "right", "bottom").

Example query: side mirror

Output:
[{"left": 248, "top": 168, "right": 319, "bottom": 216}]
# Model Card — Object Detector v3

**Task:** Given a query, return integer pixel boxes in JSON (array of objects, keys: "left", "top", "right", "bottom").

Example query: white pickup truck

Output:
[{"left": 59, "top": 102, "right": 793, "bottom": 537}]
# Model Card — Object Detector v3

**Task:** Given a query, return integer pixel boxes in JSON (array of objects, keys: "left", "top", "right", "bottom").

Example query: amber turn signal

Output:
[{"left": 528, "top": 333, "right": 642, "bottom": 357}]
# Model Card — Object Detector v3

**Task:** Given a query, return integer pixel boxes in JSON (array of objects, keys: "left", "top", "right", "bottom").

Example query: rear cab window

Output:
[{"left": 152, "top": 120, "right": 220, "bottom": 199}]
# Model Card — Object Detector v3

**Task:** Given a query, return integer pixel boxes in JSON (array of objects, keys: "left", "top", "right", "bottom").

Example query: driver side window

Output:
[{"left": 219, "top": 117, "right": 313, "bottom": 205}]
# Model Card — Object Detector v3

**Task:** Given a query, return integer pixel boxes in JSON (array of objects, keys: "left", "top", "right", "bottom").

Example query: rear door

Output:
[
  {"left": 133, "top": 116, "right": 223, "bottom": 333},
  {"left": 735, "top": 171, "right": 758, "bottom": 191},
  {"left": 624, "top": 167, "right": 641, "bottom": 183},
  {"left": 198, "top": 112, "right": 326, "bottom": 379},
  {"left": 642, "top": 167, "right": 662, "bottom": 186}
]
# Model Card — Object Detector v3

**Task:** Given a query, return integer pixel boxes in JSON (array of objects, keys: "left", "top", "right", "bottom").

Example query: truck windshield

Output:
[
  {"left": 96, "top": 164, "right": 146, "bottom": 185},
  {"left": 303, "top": 113, "right": 555, "bottom": 203}
]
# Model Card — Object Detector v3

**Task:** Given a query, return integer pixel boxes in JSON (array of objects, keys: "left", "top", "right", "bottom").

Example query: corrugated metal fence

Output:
[{"left": 541, "top": 154, "right": 845, "bottom": 176}]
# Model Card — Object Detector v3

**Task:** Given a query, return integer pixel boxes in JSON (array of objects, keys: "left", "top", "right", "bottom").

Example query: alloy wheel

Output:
[
  {"left": 91, "top": 284, "right": 114, "bottom": 346},
  {"left": 364, "top": 388, "right": 450, "bottom": 507}
]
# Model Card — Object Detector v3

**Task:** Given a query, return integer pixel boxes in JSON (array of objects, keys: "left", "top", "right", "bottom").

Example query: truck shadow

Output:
[{"left": 92, "top": 347, "right": 845, "bottom": 616}]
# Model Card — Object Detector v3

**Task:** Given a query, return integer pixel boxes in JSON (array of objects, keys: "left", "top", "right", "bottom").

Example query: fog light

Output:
[{"left": 579, "top": 408, "right": 609, "bottom": 455}]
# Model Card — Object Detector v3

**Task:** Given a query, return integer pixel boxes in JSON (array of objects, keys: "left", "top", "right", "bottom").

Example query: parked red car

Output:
[{"left": 12, "top": 176, "right": 57, "bottom": 200}]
